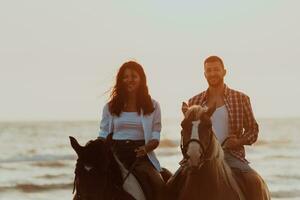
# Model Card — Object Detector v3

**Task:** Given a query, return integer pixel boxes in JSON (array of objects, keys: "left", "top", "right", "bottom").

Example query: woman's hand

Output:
[
  {"left": 135, "top": 146, "right": 148, "bottom": 157},
  {"left": 134, "top": 139, "right": 159, "bottom": 157}
]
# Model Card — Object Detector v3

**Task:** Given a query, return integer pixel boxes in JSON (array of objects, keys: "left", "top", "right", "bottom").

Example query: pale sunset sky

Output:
[{"left": 1, "top": 0, "right": 299, "bottom": 121}]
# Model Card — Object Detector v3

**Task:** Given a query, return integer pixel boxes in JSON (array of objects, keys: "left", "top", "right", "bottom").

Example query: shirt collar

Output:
[
  {"left": 203, "top": 84, "right": 230, "bottom": 103},
  {"left": 224, "top": 84, "right": 230, "bottom": 96}
]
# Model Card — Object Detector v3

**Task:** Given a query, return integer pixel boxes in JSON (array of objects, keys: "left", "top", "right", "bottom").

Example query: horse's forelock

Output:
[
  {"left": 80, "top": 139, "right": 109, "bottom": 168},
  {"left": 184, "top": 105, "right": 207, "bottom": 121}
]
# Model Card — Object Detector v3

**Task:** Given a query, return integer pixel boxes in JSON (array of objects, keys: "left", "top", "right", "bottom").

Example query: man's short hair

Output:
[{"left": 204, "top": 56, "right": 224, "bottom": 68}]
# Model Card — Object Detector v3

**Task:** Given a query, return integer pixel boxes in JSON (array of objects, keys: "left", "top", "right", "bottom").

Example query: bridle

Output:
[
  {"left": 180, "top": 121, "right": 214, "bottom": 168},
  {"left": 73, "top": 158, "right": 109, "bottom": 199},
  {"left": 72, "top": 140, "right": 112, "bottom": 200}
]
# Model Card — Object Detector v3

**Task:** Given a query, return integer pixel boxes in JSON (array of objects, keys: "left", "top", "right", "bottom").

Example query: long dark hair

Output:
[{"left": 108, "top": 61, "right": 154, "bottom": 116}]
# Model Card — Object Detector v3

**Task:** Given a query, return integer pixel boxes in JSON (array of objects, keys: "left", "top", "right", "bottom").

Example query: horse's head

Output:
[
  {"left": 181, "top": 102, "right": 216, "bottom": 168},
  {"left": 70, "top": 136, "right": 109, "bottom": 171},
  {"left": 69, "top": 136, "right": 110, "bottom": 199}
]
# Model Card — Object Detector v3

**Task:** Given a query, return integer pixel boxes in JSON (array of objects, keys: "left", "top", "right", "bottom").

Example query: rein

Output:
[
  {"left": 196, "top": 129, "right": 214, "bottom": 165},
  {"left": 121, "top": 157, "right": 138, "bottom": 185}
]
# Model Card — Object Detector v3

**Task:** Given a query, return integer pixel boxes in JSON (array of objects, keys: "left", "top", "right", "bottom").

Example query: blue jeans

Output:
[{"left": 224, "top": 152, "right": 252, "bottom": 172}]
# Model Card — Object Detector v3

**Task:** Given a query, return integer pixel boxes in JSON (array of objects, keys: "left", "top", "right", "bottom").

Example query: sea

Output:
[{"left": 0, "top": 118, "right": 300, "bottom": 200}]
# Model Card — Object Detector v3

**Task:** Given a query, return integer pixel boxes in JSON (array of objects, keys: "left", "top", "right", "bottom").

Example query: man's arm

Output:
[
  {"left": 240, "top": 95, "right": 259, "bottom": 145},
  {"left": 223, "top": 95, "right": 258, "bottom": 150}
]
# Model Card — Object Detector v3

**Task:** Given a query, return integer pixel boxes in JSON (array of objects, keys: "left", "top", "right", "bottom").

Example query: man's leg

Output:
[
  {"left": 225, "top": 152, "right": 269, "bottom": 200},
  {"left": 238, "top": 169, "right": 270, "bottom": 200}
]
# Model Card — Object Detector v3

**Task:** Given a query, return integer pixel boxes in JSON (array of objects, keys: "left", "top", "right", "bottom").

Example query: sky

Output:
[{"left": 1, "top": 0, "right": 300, "bottom": 121}]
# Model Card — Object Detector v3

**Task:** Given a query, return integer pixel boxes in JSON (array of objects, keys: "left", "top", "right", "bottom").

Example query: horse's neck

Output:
[
  {"left": 107, "top": 151, "right": 124, "bottom": 183},
  {"left": 112, "top": 153, "right": 146, "bottom": 200},
  {"left": 202, "top": 137, "right": 245, "bottom": 200},
  {"left": 195, "top": 136, "right": 229, "bottom": 187}
]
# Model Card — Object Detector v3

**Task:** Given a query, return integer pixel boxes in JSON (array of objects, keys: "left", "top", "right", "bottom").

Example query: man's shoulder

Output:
[
  {"left": 189, "top": 91, "right": 206, "bottom": 100},
  {"left": 227, "top": 87, "right": 250, "bottom": 100},
  {"left": 188, "top": 91, "right": 206, "bottom": 105}
]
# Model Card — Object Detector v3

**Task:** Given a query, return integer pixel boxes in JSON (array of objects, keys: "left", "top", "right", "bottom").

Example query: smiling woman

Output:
[{"left": 98, "top": 60, "right": 169, "bottom": 199}]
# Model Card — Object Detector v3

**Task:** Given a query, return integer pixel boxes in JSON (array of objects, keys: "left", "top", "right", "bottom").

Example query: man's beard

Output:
[{"left": 207, "top": 77, "right": 224, "bottom": 87}]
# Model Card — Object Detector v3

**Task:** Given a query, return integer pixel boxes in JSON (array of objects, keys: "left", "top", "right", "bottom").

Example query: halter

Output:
[
  {"left": 181, "top": 121, "right": 214, "bottom": 168},
  {"left": 72, "top": 139, "right": 113, "bottom": 199},
  {"left": 73, "top": 159, "right": 104, "bottom": 199}
]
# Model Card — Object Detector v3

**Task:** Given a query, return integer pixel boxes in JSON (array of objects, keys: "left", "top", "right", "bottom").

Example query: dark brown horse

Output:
[
  {"left": 70, "top": 136, "right": 172, "bottom": 200},
  {"left": 167, "top": 104, "right": 270, "bottom": 200},
  {"left": 70, "top": 136, "right": 138, "bottom": 200}
]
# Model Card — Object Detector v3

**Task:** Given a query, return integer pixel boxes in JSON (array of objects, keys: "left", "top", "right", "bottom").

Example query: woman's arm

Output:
[
  {"left": 135, "top": 100, "right": 162, "bottom": 157},
  {"left": 151, "top": 100, "right": 162, "bottom": 140},
  {"left": 98, "top": 104, "right": 110, "bottom": 138}
]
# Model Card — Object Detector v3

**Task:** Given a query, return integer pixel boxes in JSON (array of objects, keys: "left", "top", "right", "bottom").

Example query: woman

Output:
[{"left": 99, "top": 61, "right": 165, "bottom": 200}]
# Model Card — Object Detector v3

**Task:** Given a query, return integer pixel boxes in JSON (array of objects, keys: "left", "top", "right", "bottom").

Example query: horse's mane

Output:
[
  {"left": 185, "top": 105, "right": 245, "bottom": 200},
  {"left": 206, "top": 134, "right": 245, "bottom": 200}
]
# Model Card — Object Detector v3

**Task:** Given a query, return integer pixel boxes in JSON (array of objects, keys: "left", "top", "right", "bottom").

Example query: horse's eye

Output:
[
  {"left": 183, "top": 124, "right": 192, "bottom": 133},
  {"left": 181, "top": 118, "right": 192, "bottom": 129}
]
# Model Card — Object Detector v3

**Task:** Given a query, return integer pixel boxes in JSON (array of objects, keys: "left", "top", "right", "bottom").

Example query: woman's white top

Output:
[
  {"left": 99, "top": 99, "right": 162, "bottom": 171},
  {"left": 113, "top": 112, "right": 144, "bottom": 140},
  {"left": 211, "top": 105, "right": 229, "bottom": 144}
]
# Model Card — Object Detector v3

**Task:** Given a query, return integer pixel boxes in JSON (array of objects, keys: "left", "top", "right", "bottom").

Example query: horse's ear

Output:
[
  {"left": 182, "top": 102, "right": 189, "bottom": 115},
  {"left": 206, "top": 103, "right": 216, "bottom": 117},
  {"left": 69, "top": 136, "right": 83, "bottom": 156}
]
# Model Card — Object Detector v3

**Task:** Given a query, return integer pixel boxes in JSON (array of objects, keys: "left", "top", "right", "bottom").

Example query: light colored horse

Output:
[{"left": 167, "top": 103, "right": 270, "bottom": 200}]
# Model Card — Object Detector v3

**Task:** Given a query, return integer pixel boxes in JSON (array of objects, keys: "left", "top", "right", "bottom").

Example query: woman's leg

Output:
[{"left": 134, "top": 158, "right": 166, "bottom": 200}]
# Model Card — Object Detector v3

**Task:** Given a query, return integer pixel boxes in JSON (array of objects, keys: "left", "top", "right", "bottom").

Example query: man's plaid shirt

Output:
[{"left": 188, "top": 84, "right": 259, "bottom": 163}]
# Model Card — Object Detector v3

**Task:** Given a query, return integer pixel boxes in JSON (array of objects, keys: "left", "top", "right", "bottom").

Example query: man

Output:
[{"left": 187, "top": 55, "right": 269, "bottom": 199}]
